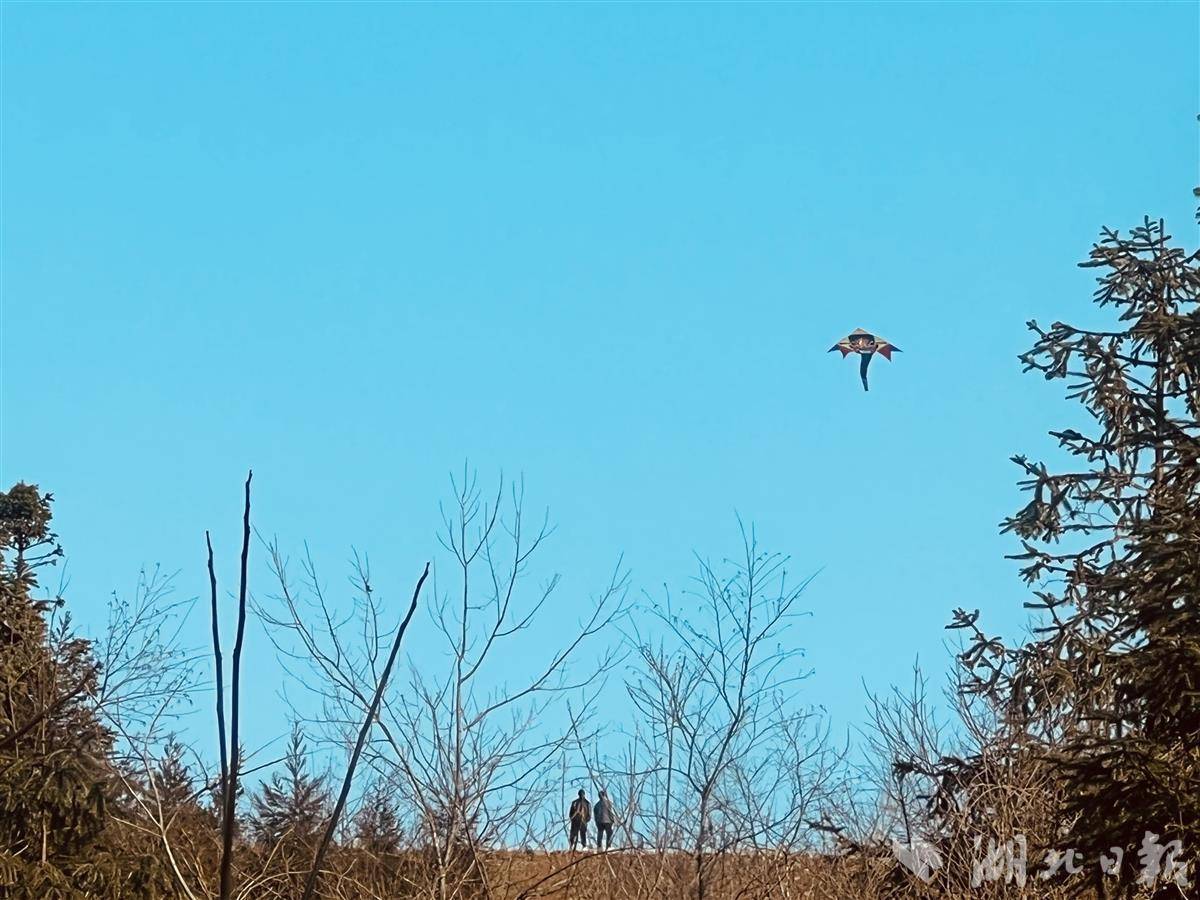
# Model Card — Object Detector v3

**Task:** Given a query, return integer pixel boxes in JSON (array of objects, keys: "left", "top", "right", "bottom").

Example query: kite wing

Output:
[
  {"left": 828, "top": 340, "right": 853, "bottom": 357},
  {"left": 875, "top": 342, "right": 901, "bottom": 361}
]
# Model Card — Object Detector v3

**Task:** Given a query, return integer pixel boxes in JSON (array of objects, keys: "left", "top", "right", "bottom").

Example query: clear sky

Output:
[{"left": 2, "top": 2, "right": 1197, "bottom": 770}]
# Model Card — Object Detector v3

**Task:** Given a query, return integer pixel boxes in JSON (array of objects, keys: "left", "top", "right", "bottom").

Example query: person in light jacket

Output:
[{"left": 593, "top": 789, "right": 615, "bottom": 850}]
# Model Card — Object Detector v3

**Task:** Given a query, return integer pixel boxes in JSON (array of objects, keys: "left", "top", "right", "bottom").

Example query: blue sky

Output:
[{"left": 2, "top": 2, "right": 1197, "bottom": 770}]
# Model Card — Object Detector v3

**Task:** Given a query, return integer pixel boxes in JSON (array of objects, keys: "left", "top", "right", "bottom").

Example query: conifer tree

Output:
[
  {"left": 0, "top": 484, "right": 169, "bottom": 898},
  {"left": 954, "top": 217, "right": 1199, "bottom": 893},
  {"left": 343, "top": 780, "right": 407, "bottom": 895},
  {"left": 352, "top": 781, "right": 404, "bottom": 857},
  {"left": 154, "top": 738, "right": 198, "bottom": 818},
  {"left": 250, "top": 724, "right": 331, "bottom": 849}
]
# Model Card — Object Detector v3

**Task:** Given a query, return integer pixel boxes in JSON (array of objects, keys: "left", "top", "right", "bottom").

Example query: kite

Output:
[{"left": 828, "top": 328, "right": 901, "bottom": 391}]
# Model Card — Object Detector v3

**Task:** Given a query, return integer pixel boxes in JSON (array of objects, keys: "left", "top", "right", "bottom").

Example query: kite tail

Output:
[{"left": 859, "top": 353, "right": 872, "bottom": 391}]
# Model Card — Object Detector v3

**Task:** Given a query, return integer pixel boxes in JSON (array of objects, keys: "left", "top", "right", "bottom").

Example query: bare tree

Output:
[
  {"left": 86, "top": 567, "right": 214, "bottom": 900},
  {"left": 215, "top": 471, "right": 254, "bottom": 900},
  {"left": 301, "top": 561, "right": 430, "bottom": 900},
  {"left": 623, "top": 523, "right": 838, "bottom": 900},
  {"left": 387, "top": 472, "right": 629, "bottom": 897},
  {"left": 260, "top": 469, "right": 628, "bottom": 900}
]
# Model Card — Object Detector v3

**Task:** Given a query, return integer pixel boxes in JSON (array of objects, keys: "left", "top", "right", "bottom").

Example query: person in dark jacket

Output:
[
  {"left": 568, "top": 789, "right": 591, "bottom": 850},
  {"left": 593, "top": 789, "right": 615, "bottom": 850}
]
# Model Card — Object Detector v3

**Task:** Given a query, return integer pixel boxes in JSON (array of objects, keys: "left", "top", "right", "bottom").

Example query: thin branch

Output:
[{"left": 207, "top": 530, "right": 229, "bottom": 795}]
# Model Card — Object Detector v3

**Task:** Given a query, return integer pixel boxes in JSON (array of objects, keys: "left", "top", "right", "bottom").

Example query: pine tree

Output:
[
  {"left": 250, "top": 724, "right": 331, "bottom": 849},
  {"left": 352, "top": 780, "right": 404, "bottom": 856},
  {"left": 344, "top": 780, "right": 406, "bottom": 896},
  {"left": 955, "top": 218, "right": 1199, "bottom": 893},
  {"left": 154, "top": 738, "right": 197, "bottom": 817},
  {"left": 0, "top": 484, "right": 170, "bottom": 898}
]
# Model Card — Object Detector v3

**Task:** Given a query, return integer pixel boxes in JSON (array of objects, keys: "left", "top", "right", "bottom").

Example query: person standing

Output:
[
  {"left": 593, "top": 789, "right": 615, "bottom": 850},
  {"left": 568, "top": 789, "right": 591, "bottom": 850}
]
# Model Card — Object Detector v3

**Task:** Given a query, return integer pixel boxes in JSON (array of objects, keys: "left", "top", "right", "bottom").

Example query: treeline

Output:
[{"left": 1, "top": 215, "right": 1196, "bottom": 899}]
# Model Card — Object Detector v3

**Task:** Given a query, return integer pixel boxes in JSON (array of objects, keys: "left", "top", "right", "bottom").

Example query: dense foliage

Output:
[
  {"left": 0, "top": 486, "right": 171, "bottom": 898},
  {"left": 945, "top": 218, "right": 1199, "bottom": 897}
]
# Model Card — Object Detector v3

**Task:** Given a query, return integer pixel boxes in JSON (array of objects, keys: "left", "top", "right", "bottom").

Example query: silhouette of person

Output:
[{"left": 568, "top": 789, "right": 591, "bottom": 850}]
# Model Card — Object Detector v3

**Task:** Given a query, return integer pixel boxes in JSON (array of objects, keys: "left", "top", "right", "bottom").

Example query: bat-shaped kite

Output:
[{"left": 828, "top": 328, "right": 901, "bottom": 391}]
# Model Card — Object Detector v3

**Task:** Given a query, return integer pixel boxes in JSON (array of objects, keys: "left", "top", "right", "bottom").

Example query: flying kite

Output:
[{"left": 828, "top": 328, "right": 901, "bottom": 391}]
